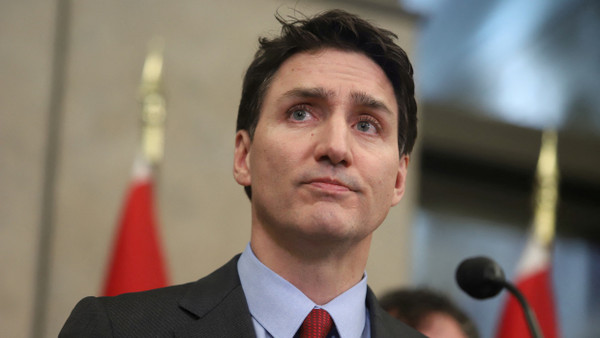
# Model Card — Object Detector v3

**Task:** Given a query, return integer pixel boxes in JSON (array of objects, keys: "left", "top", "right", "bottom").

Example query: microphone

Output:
[
  {"left": 455, "top": 256, "right": 544, "bottom": 338},
  {"left": 455, "top": 256, "right": 505, "bottom": 299}
]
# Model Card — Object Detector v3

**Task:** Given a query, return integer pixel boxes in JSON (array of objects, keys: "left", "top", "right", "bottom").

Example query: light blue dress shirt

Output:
[{"left": 237, "top": 243, "right": 371, "bottom": 338}]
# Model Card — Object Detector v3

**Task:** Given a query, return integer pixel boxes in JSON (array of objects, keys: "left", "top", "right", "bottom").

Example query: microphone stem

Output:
[{"left": 499, "top": 280, "right": 544, "bottom": 338}]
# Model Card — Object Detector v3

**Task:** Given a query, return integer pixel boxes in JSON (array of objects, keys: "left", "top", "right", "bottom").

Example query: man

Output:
[
  {"left": 380, "top": 288, "right": 479, "bottom": 338},
  {"left": 61, "top": 9, "right": 422, "bottom": 337}
]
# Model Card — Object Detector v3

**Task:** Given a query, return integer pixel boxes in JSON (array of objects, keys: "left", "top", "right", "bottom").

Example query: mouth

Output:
[{"left": 304, "top": 177, "right": 356, "bottom": 193}]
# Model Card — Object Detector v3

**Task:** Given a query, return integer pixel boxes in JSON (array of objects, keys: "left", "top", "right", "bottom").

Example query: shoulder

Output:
[
  {"left": 101, "top": 281, "right": 196, "bottom": 319},
  {"left": 60, "top": 255, "right": 247, "bottom": 337},
  {"left": 59, "top": 282, "right": 198, "bottom": 337}
]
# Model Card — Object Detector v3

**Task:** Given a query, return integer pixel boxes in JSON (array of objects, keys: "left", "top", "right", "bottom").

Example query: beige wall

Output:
[
  {"left": 0, "top": 1, "right": 419, "bottom": 337},
  {"left": 1, "top": 1, "right": 57, "bottom": 337}
]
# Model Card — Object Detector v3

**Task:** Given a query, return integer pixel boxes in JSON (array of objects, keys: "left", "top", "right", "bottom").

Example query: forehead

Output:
[{"left": 264, "top": 48, "right": 398, "bottom": 114}]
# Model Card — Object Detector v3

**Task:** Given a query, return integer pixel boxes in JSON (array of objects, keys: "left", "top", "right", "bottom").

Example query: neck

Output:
[{"left": 250, "top": 225, "right": 371, "bottom": 305}]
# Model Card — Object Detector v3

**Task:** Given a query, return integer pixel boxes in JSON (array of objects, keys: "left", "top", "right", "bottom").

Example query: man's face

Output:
[{"left": 234, "top": 48, "right": 408, "bottom": 248}]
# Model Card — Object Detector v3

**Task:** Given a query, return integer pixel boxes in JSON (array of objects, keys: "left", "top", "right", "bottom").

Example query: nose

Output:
[{"left": 313, "top": 116, "right": 353, "bottom": 166}]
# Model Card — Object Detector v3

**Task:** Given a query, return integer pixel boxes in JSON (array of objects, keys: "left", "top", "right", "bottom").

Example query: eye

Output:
[
  {"left": 291, "top": 109, "right": 308, "bottom": 121},
  {"left": 356, "top": 121, "right": 373, "bottom": 132},
  {"left": 288, "top": 105, "right": 313, "bottom": 121},
  {"left": 355, "top": 116, "right": 381, "bottom": 134}
]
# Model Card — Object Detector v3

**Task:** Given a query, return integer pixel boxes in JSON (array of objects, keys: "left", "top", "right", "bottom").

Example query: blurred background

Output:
[{"left": 1, "top": 0, "right": 598, "bottom": 337}]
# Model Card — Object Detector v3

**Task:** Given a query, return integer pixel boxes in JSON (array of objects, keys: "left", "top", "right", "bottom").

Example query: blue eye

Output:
[
  {"left": 355, "top": 116, "right": 380, "bottom": 134},
  {"left": 291, "top": 109, "right": 309, "bottom": 121},
  {"left": 356, "top": 121, "right": 373, "bottom": 132}
]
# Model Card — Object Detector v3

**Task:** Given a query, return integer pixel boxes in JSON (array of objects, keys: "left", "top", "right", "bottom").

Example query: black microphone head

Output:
[{"left": 456, "top": 256, "right": 506, "bottom": 299}]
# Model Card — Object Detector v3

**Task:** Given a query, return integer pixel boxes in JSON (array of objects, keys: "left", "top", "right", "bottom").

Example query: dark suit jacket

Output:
[{"left": 60, "top": 255, "right": 425, "bottom": 337}]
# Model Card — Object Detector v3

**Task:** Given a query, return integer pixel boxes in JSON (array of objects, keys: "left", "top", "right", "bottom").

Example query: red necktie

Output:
[{"left": 297, "top": 308, "right": 334, "bottom": 338}]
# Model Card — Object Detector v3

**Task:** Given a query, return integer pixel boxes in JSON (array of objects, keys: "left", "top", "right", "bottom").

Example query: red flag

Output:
[
  {"left": 497, "top": 130, "right": 560, "bottom": 338},
  {"left": 102, "top": 156, "right": 169, "bottom": 296},
  {"left": 496, "top": 236, "right": 559, "bottom": 338}
]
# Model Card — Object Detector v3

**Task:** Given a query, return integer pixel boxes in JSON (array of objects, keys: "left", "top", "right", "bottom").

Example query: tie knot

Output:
[{"left": 298, "top": 308, "right": 334, "bottom": 338}]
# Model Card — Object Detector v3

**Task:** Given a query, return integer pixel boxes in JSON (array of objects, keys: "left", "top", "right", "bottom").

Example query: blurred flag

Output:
[
  {"left": 102, "top": 37, "right": 169, "bottom": 296},
  {"left": 102, "top": 156, "right": 169, "bottom": 296},
  {"left": 496, "top": 232, "right": 558, "bottom": 337},
  {"left": 496, "top": 130, "right": 559, "bottom": 338}
]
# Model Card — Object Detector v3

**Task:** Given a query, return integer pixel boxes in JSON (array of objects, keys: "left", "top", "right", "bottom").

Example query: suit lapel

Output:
[
  {"left": 367, "top": 287, "right": 426, "bottom": 338},
  {"left": 174, "top": 255, "right": 256, "bottom": 338}
]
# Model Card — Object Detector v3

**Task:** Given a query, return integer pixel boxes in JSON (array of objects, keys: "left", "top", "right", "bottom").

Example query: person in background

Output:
[{"left": 380, "top": 288, "right": 479, "bottom": 338}]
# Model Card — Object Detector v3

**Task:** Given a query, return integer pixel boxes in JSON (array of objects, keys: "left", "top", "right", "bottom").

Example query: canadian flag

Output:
[
  {"left": 102, "top": 155, "right": 169, "bottom": 296},
  {"left": 496, "top": 235, "right": 558, "bottom": 338},
  {"left": 497, "top": 130, "right": 559, "bottom": 338}
]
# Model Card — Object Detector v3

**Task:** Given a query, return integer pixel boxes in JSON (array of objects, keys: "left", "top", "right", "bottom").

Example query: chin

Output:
[{"left": 302, "top": 214, "right": 360, "bottom": 240}]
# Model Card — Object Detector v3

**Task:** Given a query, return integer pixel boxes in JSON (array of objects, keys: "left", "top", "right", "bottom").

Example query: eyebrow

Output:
[
  {"left": 280, "top": 87, "right": 393, "bottom": 115},
  {"left": 351, "top": 91, "right": 394, "bottom": 116},
  {"left": 280, "top": 87, "right": 335, "bottom": 101}
]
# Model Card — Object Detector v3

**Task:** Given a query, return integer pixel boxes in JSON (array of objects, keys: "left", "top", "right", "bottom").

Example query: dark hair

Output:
[
  {"left": 380, "top": 288, "right": 479, "bottom": 338},
  {"left": 236, "top": 9, "right": 418, "bottom": 198}
]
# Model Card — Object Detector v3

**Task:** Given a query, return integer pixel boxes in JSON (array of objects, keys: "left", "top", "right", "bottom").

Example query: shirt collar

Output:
[{"left": 238, "top": 243, "right": 368, "bottom": 338}]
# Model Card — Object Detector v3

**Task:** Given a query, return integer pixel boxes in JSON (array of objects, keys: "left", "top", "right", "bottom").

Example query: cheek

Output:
[
  {"left": 252, "top": 137, "right": 297, "bottom": 184},
  {"left": 365, "top": 158, "right": 399, "bottom": 200}
]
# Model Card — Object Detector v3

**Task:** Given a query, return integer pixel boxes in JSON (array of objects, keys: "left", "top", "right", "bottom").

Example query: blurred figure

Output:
[{"left": 380, "top": 288, "right": 479, "bottom": 338}]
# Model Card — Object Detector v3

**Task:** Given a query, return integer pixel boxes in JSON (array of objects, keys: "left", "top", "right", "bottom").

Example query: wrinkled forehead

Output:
[{"left": 263, "top": 48, "right": 398, "bottom": 115}]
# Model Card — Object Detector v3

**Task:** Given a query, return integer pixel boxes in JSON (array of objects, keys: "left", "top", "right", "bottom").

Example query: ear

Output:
[
  {"left": 233, "top": 130, "right": 252, "bottom": 187},
  {"left": 391, "top": 155, "right": 410, "bottom": 206}
]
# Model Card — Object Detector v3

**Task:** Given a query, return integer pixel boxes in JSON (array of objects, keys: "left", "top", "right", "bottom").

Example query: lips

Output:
[{"left": 304, "top": 177, "right": 356, "bottom": 193}]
